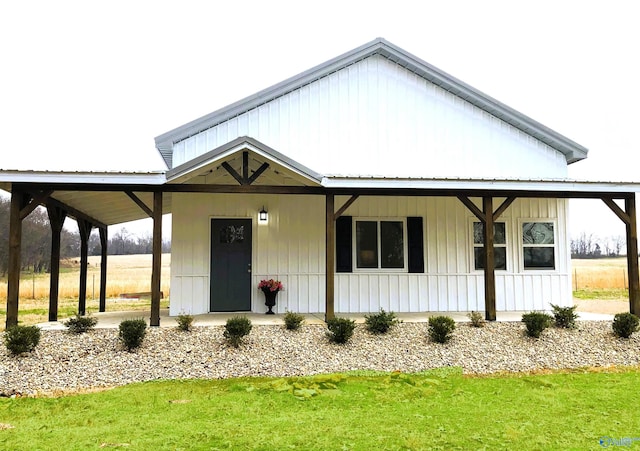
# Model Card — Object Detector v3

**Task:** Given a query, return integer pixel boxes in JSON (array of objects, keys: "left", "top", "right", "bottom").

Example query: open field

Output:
[
  {"left": 0, "top": 254, "right": 170, "bottom": 327},
  {"left": 1, "top": 369, "right": 639, "bottom": 450}
]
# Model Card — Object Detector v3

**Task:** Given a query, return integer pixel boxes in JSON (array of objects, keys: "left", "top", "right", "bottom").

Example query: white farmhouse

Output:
[{"left": 2, "top": 38, "right": 639, "bottom": 326}]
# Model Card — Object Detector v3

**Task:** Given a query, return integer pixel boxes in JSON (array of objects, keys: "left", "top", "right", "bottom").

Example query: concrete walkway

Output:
[{"left": 36, "top": 309, "right": 614, "bottom": 330}]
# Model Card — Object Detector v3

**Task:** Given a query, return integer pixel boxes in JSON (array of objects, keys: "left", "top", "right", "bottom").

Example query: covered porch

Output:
[{"left": 3, "top": 164, "right": 640, "bottom": 328}]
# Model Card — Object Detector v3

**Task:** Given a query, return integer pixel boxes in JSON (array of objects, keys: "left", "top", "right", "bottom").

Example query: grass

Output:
[
  {"left": 572, "top": 257, "right": 629, "bottom": 292},
  {"left": 0, "top": 254, "right": 170, "bottom": 328},
  {"left": 0, "top": 368, "right": 639, "bottom": 450}
]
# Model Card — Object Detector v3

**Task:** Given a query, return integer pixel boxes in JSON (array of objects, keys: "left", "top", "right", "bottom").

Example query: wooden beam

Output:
[
  {"left": 99, "top": 227, "right": 108, "bottom": 312},
  {"left": 493, "top": 197, "right": 516, "bottom": 221},
  {"left": 14, "top": 180, "right": 637, "bottom": 201},
  {"left": 77, "top": 219, "right": 93, "bottom": 316},
  {"left": 125, "top": 191, "right": 153, "bottom": 217},
  {"left": 5, "top": 190, "right": 25, "bottom": 328},
  {"left": 247, "top": 162, "right": 270, "bottom": 185},
  {"left": 334, "top": 195, "right": 359, "bottom": 220},
  {"left": 483, "top": 196, "right": 497, "bottom": 321},
  {"left": 242, "top": 151, "right": 249, "bottom": 182},
  {"left": 150, "top": 191, "right": 162, "bottom": 326},
  {"left": 221, "top": 161, "right": 244, "bottom": 185},
  {"left": 45, "top": 196, "right": 106, "bottom": 228},
  {"left": 602, "top": 197, "right": 629, "bottom": 225},
  {"left": 19, "top": 190, "right": 53, "bottom": 220},
  {"left": 458, "top": 196, "right": 485, "bottom": 222},
  {"left": 625, "top": 195, "right": 640, "bottom": 315},
  {"left": 325, "top": 193, "right": 335, "bottom": 321},
  {"left": 47, "top": 205, "right": 67, "bottom": 321}
]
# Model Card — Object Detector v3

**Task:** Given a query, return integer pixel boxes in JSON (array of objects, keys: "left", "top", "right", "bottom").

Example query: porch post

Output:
[
  {"left": 483, "top": 196, "right": 497, "bottom": 321},
  {"left": 77, "top": 219, "right": 92, "bottom": 316},
  {"left": 150, "top": 191, "right": 162, "bottom": 327},
  {"left": 99, "top": 226, "right": 108, "bottom": 312},
  {"left": 5, "top": 190, "right": 24, "bottom": 328},
  {"left": 46, "top": 206, "right": 67, "bottom": 321},
  {"left": 626, "top": 195, "right": 640, "bottom": 315},
  {"left": 325, "top": 193, "right": 335, "bottom": 321}
]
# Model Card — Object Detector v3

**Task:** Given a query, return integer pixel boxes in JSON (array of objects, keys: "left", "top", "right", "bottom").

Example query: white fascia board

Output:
[
  {"left": 0, "top": 170, "right": 167, "bottom": 185},
  {"left": 321, "top": 177, "right": 640, "bottom": 193}
]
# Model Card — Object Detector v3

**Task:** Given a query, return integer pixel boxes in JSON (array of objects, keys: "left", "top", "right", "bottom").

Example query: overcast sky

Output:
[{"left": 1, "top": 0, "right": 638, "bottom": 239}]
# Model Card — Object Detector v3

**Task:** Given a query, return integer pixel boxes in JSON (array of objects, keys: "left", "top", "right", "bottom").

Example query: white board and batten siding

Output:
[
  {"left": 170, "top": 192, "right": 572, "bottom": 315},
  {"left": 170, "top": 55, "right": 568, "bottom": 180},
  {"left": 170, "top": 193, "right": 326, "bottom": 316}
]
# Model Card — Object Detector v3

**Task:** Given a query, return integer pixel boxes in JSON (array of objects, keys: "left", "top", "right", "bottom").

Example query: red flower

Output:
[{"left": 258, "top": 279, "right": 283, "bottom": 292}]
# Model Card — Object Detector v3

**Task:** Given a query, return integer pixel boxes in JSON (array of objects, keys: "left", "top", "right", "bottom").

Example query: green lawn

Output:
[{"left": 1, "top": 368, "right": 639, "bottom": 450}]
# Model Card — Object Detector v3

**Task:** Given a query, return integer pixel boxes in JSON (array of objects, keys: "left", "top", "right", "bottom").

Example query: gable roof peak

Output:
[{"left": 155, "top": 38, "right": 588, "bottom": 168}]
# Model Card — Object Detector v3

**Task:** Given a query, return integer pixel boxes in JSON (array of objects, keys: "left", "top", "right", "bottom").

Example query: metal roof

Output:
[{"left": 154, "top": 38, "right": 588, "bottom": 168}]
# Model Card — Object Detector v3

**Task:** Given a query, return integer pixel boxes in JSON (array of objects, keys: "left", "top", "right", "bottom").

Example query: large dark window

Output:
[
  {"left": 356, "top": 220, "right": 405, "bottom": 269},
  {"left": 473, "top": 222, "right": 507, "bottom": 270},
  {"left": 522, "top": 222, "right": 555, "bottom": 270}
]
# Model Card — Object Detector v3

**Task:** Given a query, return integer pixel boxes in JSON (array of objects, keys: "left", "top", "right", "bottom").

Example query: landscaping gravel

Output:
[{"left": 1, "top": 321, "right": 639, "bottom": 397}]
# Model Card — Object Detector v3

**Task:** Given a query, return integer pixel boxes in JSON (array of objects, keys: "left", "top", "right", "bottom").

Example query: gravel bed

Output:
[{"left": 1, "top": 321, "right": 639, "bottom": 396}]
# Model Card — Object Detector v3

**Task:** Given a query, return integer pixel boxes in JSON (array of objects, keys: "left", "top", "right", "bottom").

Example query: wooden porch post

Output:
[
  {"left": 46, "top": 206, "right": 67, "bottom": 321},
  {"left": 626, "top": 195, "right": 640, "bottom": 315},
  {"left": 150, "top": 191, "right": 162, "bottom": 327},
  {"left": 99, "top": 227, "right": 108, "bottom": 313},
  {"left": 5, "top": 190, "right": 25, "bottom": 328},
  {"left": 483, "top": 196, "right": 497, "bottom": 321},
  {"left": 77, "top": 219, "right": 92, "bottom": 316},
  {"left": 325, "top": 193, "right": 335, "bottom": 321}
]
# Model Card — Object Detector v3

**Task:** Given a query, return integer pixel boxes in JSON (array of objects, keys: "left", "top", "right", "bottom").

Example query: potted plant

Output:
[{"left": 258, "top": 279, "right": 283, "bottom": 314}]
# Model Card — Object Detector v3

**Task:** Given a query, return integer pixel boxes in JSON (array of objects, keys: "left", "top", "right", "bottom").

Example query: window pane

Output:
[
  {"left": 523, "top": 248, "right": 555, "bottom": 269},
  {"left": 523, "top": 222, "right": 554, "bottom": 244},
  {"left": 473, "top": 222, "right": 506, "bottom": 245},
  {"left": 474, "top": 247, "right": 506, "bottom": 270},
  {"left": 381, "top": 221, "right": 404, "bottom": 268},
  {"left": 356, "top": 221, "right": 378, "bottom": 268}
]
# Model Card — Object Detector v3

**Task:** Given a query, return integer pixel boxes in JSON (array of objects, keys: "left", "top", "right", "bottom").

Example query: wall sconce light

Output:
[{"left": 259, "top": 206, "right": 268, "bottom": 222}]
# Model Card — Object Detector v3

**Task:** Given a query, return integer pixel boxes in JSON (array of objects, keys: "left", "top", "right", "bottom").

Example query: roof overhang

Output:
[
  {"left": 0, "top": 170, "right": 169, "bottom": 227},
  {"left": 321, "top": 176, "right": 640, "bottom": 198}
]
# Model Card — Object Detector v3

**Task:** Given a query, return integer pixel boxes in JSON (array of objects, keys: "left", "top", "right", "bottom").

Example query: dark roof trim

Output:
[
  {"left": 165, "top": 136, "right": 323, "bottom": 184},
  {"left": 154, "top": 38, "right": 588, "bottom": 168}
]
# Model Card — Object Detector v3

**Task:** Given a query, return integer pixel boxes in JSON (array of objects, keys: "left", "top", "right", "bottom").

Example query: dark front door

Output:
[{"left": 210, "top": 219, "right": 252, "bottom": 312}]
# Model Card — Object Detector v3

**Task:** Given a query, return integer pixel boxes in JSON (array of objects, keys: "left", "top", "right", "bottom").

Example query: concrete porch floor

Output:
[{"left": 36, "top": 309, "right": 615, "bottom": 330}]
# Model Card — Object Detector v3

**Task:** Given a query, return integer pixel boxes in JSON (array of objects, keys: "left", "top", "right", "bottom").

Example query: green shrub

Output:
[
  {"left": 428, "top": 316, "right": 456, "bottom": 343},
  {"left": 467, "top": 311, "right": 485, "bottom": 328},
  {"left": 64, "top": 314, "right": 98, "bottom": 334},
  {"left": 521, "top": 312, "right": 553, "bottom": 338},
  {"left": 550, "top": 304, "right": 579, "bottom": 329},
  {"left": 326, "top": 317, "right": 356, "bottom": 344},
  {"left": 283, "top": 311, "right": 305, "bottom": 331},
  {"left": 364, "top": 309, "right": 399, "bottom": 334},
  {"left": 118, "top": 319, "right": 147, "bottom": 351},
  {"left": 224, "top": 316, "right": 252, "bottom": 347},
  {"left": 4, "top": 325, "right": 41, "bottom": 355},
  {"left": 176, "top": 312, "right": 194, "bottom": 331},
  {"left": 612, "top": 312, "right": 640, "bottom": 338}
]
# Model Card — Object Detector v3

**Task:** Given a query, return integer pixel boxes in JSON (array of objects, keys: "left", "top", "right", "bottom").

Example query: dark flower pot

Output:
[{"left": 261, "top": 288, "right": 278, "bottom": 314}]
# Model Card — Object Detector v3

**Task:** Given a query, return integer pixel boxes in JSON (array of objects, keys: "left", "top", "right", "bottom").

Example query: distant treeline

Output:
[
  {"left": 0, "top": 197, "right": 170, "bottom": 276},
  {"left": 570, "top": 231, "right": 625, "bottom": 259}
]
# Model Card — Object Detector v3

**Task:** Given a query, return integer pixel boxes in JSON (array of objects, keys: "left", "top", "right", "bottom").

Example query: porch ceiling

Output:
[{"left": 48, "top": 190, "right": 173, "bottom": 226}]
